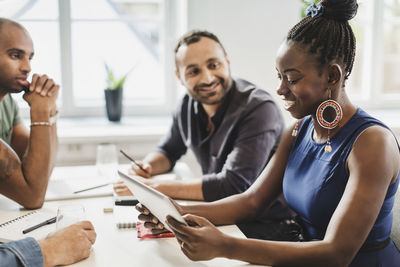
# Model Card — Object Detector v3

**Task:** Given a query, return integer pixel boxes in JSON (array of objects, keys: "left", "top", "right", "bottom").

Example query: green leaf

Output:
[
  {"left": 104, "top": 62, "right": 134, "bottom": 90},
  {"left": 115, "top": 74, "right": 128, "bottom": 90}
]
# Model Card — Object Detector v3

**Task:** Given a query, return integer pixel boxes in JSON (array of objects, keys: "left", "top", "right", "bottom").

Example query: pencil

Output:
[
  {"left": 73, "top": 183, "right": 110, "bottom": 194},
  {"left": 119, "top": 149, "right": 149, "bottom": 174},
  {"left": 22, "top": 216, "right": 57, "bottom": 234}
]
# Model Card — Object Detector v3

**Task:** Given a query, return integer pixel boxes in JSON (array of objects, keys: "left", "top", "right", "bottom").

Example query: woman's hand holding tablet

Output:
[{"left": 117, "top": 170, "right": 188, "bottom": 232}]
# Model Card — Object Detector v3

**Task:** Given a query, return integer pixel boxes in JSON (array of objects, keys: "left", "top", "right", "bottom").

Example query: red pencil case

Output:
[{"left": 136, "top": 221, "right": 175, "bottom": 239}]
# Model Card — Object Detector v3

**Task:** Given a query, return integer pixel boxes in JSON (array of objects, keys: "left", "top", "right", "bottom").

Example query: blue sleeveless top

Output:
[{"left": 283, "top": 108, "right": 400, "bottom": 266}]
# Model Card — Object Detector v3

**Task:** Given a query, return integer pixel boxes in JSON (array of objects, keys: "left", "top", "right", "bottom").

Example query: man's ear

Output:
[
  {"left": 328, "top": 64, "right": 343, "bottom": 86},
  {"left": 175, "top": 69, "right": 183, "bottom": 85}
]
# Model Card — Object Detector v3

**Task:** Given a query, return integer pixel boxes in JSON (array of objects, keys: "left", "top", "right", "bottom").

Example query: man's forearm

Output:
[
  {"left": 143, "top": 152, "right": 172, "bottom": 175},
  {"left": 152, "top": 179, "right": 204, "bottom": 200},
  {"left": 20, "top": 110, "right": 55, "bottom": 207},
  {"left": 49, "top": 124, "right": 58, "bottom": 171}
]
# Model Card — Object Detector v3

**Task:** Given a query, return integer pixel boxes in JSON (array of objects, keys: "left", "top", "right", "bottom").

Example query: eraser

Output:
[{"left": 103, "top": 207, "right": 114, "bottom": 213}]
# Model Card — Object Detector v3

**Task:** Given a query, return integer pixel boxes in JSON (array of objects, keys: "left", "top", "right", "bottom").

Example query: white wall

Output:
[{"left": 187, "top": 0, "right": 301, "bottom": 123}]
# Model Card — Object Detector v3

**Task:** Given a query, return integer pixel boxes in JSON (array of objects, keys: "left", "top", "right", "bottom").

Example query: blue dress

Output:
[{"left": 283, "top": 108, "right": 400, "bottom": 266}]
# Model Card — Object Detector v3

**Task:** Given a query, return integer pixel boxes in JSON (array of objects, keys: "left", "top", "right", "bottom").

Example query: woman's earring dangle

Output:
[
  {"left": 316, "top": 90, "right": 343, "bottom": 152},
  {"left": 292, "top": 121, "right": 299, "bottom": 137}
]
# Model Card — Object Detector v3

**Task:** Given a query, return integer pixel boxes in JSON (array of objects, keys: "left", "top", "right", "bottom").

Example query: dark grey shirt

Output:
[{"left": 157, "top": 78, "right": 284, "bottom": 201}]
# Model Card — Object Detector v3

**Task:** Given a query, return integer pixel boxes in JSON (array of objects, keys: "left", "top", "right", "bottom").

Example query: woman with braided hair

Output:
[{"left": 137, "top": 0, "right": 400, "bottom": 265}]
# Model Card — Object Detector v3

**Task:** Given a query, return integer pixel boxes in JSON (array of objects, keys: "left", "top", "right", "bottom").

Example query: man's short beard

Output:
[{"left": 192, "top": 77, "right": 232, "bottom": 105}]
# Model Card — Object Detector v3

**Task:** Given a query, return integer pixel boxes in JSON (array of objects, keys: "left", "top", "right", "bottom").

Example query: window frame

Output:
[
  {"left": 350, "top": 0, "right": 400, "bottom": 110},
  {"left": 15, "top": 0, "right": 187, "bottom": 118}
]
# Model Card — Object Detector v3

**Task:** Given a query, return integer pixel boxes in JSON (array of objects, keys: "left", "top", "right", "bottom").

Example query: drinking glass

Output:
[
  {"left": 96, "top": 143, "right": 118, "bottom": 180},
  {"left": 56, "top": 204, "right": 85, "bottom": 231}
]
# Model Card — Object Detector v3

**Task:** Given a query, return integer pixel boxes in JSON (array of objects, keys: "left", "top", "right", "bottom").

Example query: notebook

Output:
[{"left": 0, "top": 209, "right": 56, "bottom": 243}]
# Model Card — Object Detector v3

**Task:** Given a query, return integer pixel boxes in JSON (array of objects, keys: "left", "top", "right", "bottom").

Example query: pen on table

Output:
[
  {"left": 73, "top": 183, "right": 110, "bottom": 194},
  {"left": 120, "top": 149, "right": 149, "bottom": 175},
  {"left": 22, "top": 216, "right": 57, "bottom": 234}
]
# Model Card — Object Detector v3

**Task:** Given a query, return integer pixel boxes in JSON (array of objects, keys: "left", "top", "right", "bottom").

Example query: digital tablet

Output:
[{"left": 117, "top": 170, "right": 187, "bottom": 231}]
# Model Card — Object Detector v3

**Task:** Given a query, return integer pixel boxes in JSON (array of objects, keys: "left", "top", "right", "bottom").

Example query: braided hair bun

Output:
[
  {"left": 287, "top": 0, "right": 359, "bottom": 79},
  {"left": 320, "top": 0, "right": 358, "bottom": 22}
]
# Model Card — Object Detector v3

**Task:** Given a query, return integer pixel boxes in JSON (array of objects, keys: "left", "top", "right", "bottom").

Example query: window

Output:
[
  {"left": 382, "top": 0, "right": 400, "bottom": 95},
  {"left": 1, "top": 0, "right": 186, "bottom": 117},
  {"left": 348, "top": 0, "right": 400, "bottom": 109}
]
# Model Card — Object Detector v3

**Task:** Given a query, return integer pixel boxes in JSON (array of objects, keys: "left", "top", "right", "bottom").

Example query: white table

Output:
[{"left": 0, "top": 165, "right": 264, "bottom": 267}]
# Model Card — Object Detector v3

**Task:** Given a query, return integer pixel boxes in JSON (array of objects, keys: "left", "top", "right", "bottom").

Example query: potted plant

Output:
[{"left": 104, "top": 63, "right": 130, "bottom": 122}]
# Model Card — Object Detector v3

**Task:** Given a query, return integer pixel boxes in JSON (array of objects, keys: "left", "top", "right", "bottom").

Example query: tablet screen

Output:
[{"left": 117, "top": 170, "right": 187, "bottom": 231}]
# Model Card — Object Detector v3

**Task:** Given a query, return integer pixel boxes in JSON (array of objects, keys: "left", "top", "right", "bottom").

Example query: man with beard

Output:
[{"left": 116, "top": 30, "right": 286, "bottom": 205}]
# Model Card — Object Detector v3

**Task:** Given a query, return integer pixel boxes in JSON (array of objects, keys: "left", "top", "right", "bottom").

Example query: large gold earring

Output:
[{"left": 316, "top": 90, "right": 343, "bottom": 152}]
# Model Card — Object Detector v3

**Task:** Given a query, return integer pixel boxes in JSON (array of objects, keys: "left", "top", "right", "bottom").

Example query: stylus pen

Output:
[
  {"left": 73, "top": 183, "right": 110, "bottom": 194},
  {"left": 120, "top": 149, "right": 149, "bottom": 175},
  {"left": 22, "top": 216, "right": 57, "bottom": 234}
]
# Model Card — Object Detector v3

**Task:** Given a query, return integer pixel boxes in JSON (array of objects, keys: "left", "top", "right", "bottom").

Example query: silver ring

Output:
[{"left": 181, "top": 242, "right": 185, "bottom": 249}]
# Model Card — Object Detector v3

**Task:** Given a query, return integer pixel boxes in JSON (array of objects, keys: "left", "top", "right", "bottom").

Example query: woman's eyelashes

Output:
[
  {"left": 277, "top": 73, "right": 301, "bottom": 85},
  {"left": 288, "top": 78, "right": 300, "bottom": 85}
]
